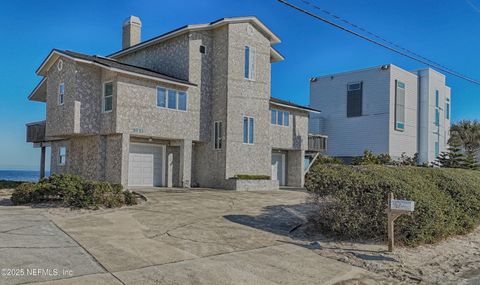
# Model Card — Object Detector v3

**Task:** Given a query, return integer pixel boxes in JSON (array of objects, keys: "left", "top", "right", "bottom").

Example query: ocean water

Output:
[{"left": 0, "top": 170, "right": 50, "bottom": 182}]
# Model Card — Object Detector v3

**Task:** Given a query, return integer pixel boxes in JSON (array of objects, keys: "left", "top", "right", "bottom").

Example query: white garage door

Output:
[{"left": 128, "top": 143, "right": 165, "bottom": 187}]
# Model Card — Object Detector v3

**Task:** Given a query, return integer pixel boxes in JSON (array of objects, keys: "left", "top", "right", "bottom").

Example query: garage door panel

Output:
[{"left": 128, "top": 144, "right": 165, "bottom": 187}]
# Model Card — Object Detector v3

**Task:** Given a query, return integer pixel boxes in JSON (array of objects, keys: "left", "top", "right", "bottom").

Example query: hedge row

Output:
[
  {"left": 11, "top": 174, "right": 137, "bottom": 209},
  {"left": 305, "top": 163, "right": 480, "bottom": 246}
]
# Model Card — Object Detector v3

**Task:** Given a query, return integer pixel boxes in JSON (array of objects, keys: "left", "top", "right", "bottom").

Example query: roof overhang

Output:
[
  {"left": 28, "top": 77, "right": 47, "bottom": 102},
  {"left": 109, "top": 16, "right": 281, "bottom": 59},
  {"left": 270, "top": 47, "right": 284, "bottom": 62},
  {"left": 36, "top": 50, "right": 195, "bottom": 88},
  {"left": 270, "top": 100, "right": 321, "bottom": 114}
]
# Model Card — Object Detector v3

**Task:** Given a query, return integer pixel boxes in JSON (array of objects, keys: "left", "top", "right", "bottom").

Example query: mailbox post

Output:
[{"left": 386, "top": 192, "right": 415, "bottom": 252}]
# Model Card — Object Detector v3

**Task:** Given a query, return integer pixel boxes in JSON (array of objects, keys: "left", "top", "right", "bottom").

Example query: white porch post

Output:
[{"left": 179, "top": 139, "right": 192, "bottom": 188}]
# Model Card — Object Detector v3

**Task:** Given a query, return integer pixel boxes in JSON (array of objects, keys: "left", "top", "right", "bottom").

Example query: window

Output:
[
  {"left": 58, "top": 83, "right": 65, "bottom": 105},
  {"left": 347, "top": 82, "right": 362, "bottom": 117},
  {"left": 103, "top": 82, "right": 113, "bottom": 112},
  {"left": 178, "top": 92, "right": 187, "bottom": 111},
  {"left": 167, "top": 90, "right": 177, "bottom": 109},
  {"left": 244, "top": 46, "right": 256, "bottom": 80},
  {"left": 59, "top": 147, "right": 66, "bottom": 166},
  {"left": 395, "top": 80, "right": 406, "bottom": 131},
  {"left": 157, "top": 88, "right": 166, "bottom": 107},
  {"left": 446, "top": 98, "right": 450, "bottom": 120},
  {"left": 214, "top": 121, "right": 223, "bottom": 149},
  {"left": 434, "top": 141, "right": 440, "bottom": 158},
  {"left": 435, "top": 109, "right": 440, "bottom": 126},
  {"left": 271, "top": 110, "right": 277, "bottom": 124},
  {"left": 243, "top": 116, "right": 254, "bottom": 144},
  {"left": 271, "top": 109, "right": 290, "bottom": 126},
  {"left": 199, "top": 45, "right": 206, "bottom": 54},
  {"left": 157, "top": 87, "right": 187, "bottom": 111},
  {"left": 435, "top": 90, "right": 439, "bottom": 107}
]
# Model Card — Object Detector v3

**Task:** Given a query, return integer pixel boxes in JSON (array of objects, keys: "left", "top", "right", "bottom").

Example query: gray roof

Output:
[
  {"left": 50, "top": 49, "right": 196, "bottom": 86},
  {"left": 270, "top": 97, "right": 321, "bottom": 113}
]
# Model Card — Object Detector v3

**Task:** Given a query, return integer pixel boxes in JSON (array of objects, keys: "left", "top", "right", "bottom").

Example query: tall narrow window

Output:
[
  {"left": 214, "top": 121, "right": 223, "bottom": 149},
  {"left": 434, "top": 141, "right": 440, "bottom": 158},
  {"left": 178, "top": 91, "right": 187, "bottom": 111},
  {"left": 347, "top": 82, "right": 362, "bottom": 117},
  {"left": 243, "top": 116, "right": 254, "bottom": 144},
  {"left": 244, "top": 46, "right": 256, "bottom": 80},
  {"left": 284, "top": 111, "right": 289, "bottom": 126},
  {"left": 59, "top": 147, "right": 66, "bottom": 165},
  {"left": 58, "top": 83, "right": 65, "bottom": 105},
  {"left": 395, "top": 80, "right": 406, "bottom": 131},
  {"left": 435, "top": 109, "right": 440, "bottom": 126},
  {"left": 435, "top": 90, "right": 439, "bottom": 107},
  {"left": 277, "top": 110, "right": 283, "bottom": 125},
  {"left": 446, "top": 98, "right": 450, "bottom": 120},
  {"left": 167, "top": 90, "right": 177, "bottom": 109},
  {"left": 103, "top": 82, "right": 113, "bottom": 112},
  {"left": 271, "top": 110, "right": 277, "bottom": 124},
  {"left": 244, "top": 46, "right": 250, "bottom": 79},
  {"left": 157, "top": 88, "right": 166, "bottom": 107}
]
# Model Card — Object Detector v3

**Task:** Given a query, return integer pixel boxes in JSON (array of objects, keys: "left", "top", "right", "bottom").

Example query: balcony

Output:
[
  {"left": 26, "top": 121, "right": 46, "bottom": 143},
  {"left": 308, "top": 134, "right": 328, "bottom": 153}
]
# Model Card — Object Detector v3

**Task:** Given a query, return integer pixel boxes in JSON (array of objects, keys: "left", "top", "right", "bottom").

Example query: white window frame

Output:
[
  {"left": 59, "top": 146, "right": 66, "bottom": 166},
  {"left": 214, "top": 121, "right": 223, "bottom": 150},
  {"left": 244, "top": 45, "right": 256, "bottom": 81},
  {"left": 243, "top": 116, "right": 254, "bottom": 145},
  {"left": 102, "top": 81, "right": 113, "bottom": 113},
  {"left": 156, "top": 86, "right": 187, "bottom": 112},
  {"left": 58, "top": 83, "right": 65, "bottom": 105},
  {"left": 271, "top": 109, "right": 290, "bottom": 127}
]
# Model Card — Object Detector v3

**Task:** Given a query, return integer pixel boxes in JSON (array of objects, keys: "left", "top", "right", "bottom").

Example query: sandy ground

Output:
[{"left": 291, "top": 222, "right": 480, "bottom": 284}]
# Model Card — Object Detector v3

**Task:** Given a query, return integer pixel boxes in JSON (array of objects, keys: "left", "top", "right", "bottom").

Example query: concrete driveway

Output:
[{"left": 0, "top": 189, "right": 390, "bottom": 285}]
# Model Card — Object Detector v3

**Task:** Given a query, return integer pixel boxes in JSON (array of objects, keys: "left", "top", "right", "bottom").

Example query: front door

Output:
[{"left": 272, "top": 153, "right": 286, "bottom": 186}]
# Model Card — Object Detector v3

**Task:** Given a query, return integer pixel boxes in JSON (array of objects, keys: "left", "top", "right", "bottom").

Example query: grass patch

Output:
[
  {"left": 0, "top": 180, "right": 24, "bottom": 190},
  {"left": 231, "top": 174, "right": 271, "bottom": 180}
]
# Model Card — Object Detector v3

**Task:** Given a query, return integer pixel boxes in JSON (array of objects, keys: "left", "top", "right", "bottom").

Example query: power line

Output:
[{"left": 276, "top": 0, "right": 480, "bottom": 85}]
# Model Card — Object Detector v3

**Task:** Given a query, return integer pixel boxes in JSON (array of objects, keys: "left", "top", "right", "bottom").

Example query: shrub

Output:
[
  {"left": 314, "top": 155, "right": 343, "bottom": 165},
  {"left": 232, "top": 174, "right": 271, "bottom": 180},
  {"left": 352, "top": 150, "right": 392, "bottom": 165},
  {"left": 11, "top": 174, "right": 137, "bottom": 209},
  {"left": 305, "top": 164, "right": 480, "bottom": 246},
  {"left": 11, "top": 183, "right": 37, "bottom": 205},
  {"left": 0, "top": 180, "right": 24, "bottom": 190}
]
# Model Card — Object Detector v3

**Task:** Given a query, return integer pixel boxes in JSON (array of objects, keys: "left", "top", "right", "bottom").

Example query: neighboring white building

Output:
[{"left": 309, "top": 64, "right": 451, "bottom": 164}]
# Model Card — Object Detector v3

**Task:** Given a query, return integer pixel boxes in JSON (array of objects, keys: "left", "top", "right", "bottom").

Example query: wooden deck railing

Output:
[
  {"left": 308, "top": 134, "right": 328, "bottom": 152},
  {"left": 26, "top": 121, "right": 46, "bottom": 143}
]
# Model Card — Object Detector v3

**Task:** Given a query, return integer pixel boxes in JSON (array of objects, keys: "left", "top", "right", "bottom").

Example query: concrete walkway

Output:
[{"left": 0, "top": 189, "right": 392, "bottom": 284}]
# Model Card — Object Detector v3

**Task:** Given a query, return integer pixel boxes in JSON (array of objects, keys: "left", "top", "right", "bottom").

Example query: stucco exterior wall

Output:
[
  {"left": 310, "top": 66, "right": 392, "bottom": 157},
  {"left": 388, "top": 65, "right": 418, "bottom": 159},
  {"left": 270, "top": 106, "right": 308, "bottom": 150},
  {"left": 115, "top": 74, "right": 200, "bottom": 141}
]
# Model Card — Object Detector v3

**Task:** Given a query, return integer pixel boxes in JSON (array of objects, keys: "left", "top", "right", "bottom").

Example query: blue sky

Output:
[{"left": 1, "top": 0, "right": 479, "bottom": 170}]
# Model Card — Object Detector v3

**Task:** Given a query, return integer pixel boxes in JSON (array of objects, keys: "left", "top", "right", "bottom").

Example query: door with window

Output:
[{"left": 271, "top": 153, "right": 286, "bottom": 186}]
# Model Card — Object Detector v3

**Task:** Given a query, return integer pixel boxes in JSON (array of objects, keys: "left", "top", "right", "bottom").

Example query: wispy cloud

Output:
[{"left": 466, "top": 0, "right": 480, "bottom": 13}]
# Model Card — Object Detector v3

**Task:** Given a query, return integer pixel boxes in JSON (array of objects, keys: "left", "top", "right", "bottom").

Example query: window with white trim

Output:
[
  {"left": 243, "top": 116, "right": 254, "bottom": 144},
  {"left": 157, "top": 87, "right": 187, "bottom": 111},
  {"left": 394, "top": 80, "right": 405, "bottom": 131},
  {"left": 347, "top": 82, "right": 362, "bottom": 117},
  {"left": 103, "top": 82, "right": 113, "bottom": 112},
  {"left": 446, "top": 97, "right": 450, "bottom": 120},
  {"left": 244, "top": 46, "right": 256, "bottom": 80},
  {"left": 58, "top": 83, "right": 65, "bottom": 105},
  {"left": 214, "top": 121, "right": 223, "bottom": 149},
  {"left": 59, "top": 147, "right": 66, "bottom": 166},
  {"left": 271, "top": 109, "right": 289, "bottom": 126}
]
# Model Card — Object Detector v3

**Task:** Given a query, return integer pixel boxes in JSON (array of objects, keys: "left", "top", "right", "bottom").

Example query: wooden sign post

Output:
[{"left": 386, "top": 192, "right": 415, "bottom": 252}]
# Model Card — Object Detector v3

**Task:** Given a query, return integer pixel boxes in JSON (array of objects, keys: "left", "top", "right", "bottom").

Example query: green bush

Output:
[
  {"left": 11, "top": 174, "right": 138, "bottom": 209},
  {"left": 314, "top": 155, "right": 343, "bottom": 165},
  {"left": 11, "top": 183, "right": 37, "bottom": 205},
  {"left": 232, "top": 174, "right": 271, "bottom": 180},
  {"left": 305, "top": 164, "right": 480, "bottom": 246},
  {"left": 0, "top": 180, "right": 24, "bottom": 190}
]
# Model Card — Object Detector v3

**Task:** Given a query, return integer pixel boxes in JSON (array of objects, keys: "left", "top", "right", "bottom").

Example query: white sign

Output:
[{"left": 390, "top": 199, "right": 415, "bottom": 212}]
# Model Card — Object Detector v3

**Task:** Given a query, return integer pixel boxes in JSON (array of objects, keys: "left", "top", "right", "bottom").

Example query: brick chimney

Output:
[{"left": 122, "top": 16, "right": 142, "bottom": 49}]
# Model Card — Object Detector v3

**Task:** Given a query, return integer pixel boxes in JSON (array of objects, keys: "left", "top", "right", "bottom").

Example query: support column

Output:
[
  {"left": 179, "top": 139, "right": 192, "bottom": 188},
  {"left": 287, "top": 150, "right": 305, "bottom": 187},
  {"left": 40, "top": 144, "right": 46, "bottom": 179}
]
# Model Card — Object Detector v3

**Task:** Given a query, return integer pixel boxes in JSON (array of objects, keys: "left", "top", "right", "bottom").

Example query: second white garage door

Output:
[{"left": 128, "top": 143, "right": 165, "bottom": 187}]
